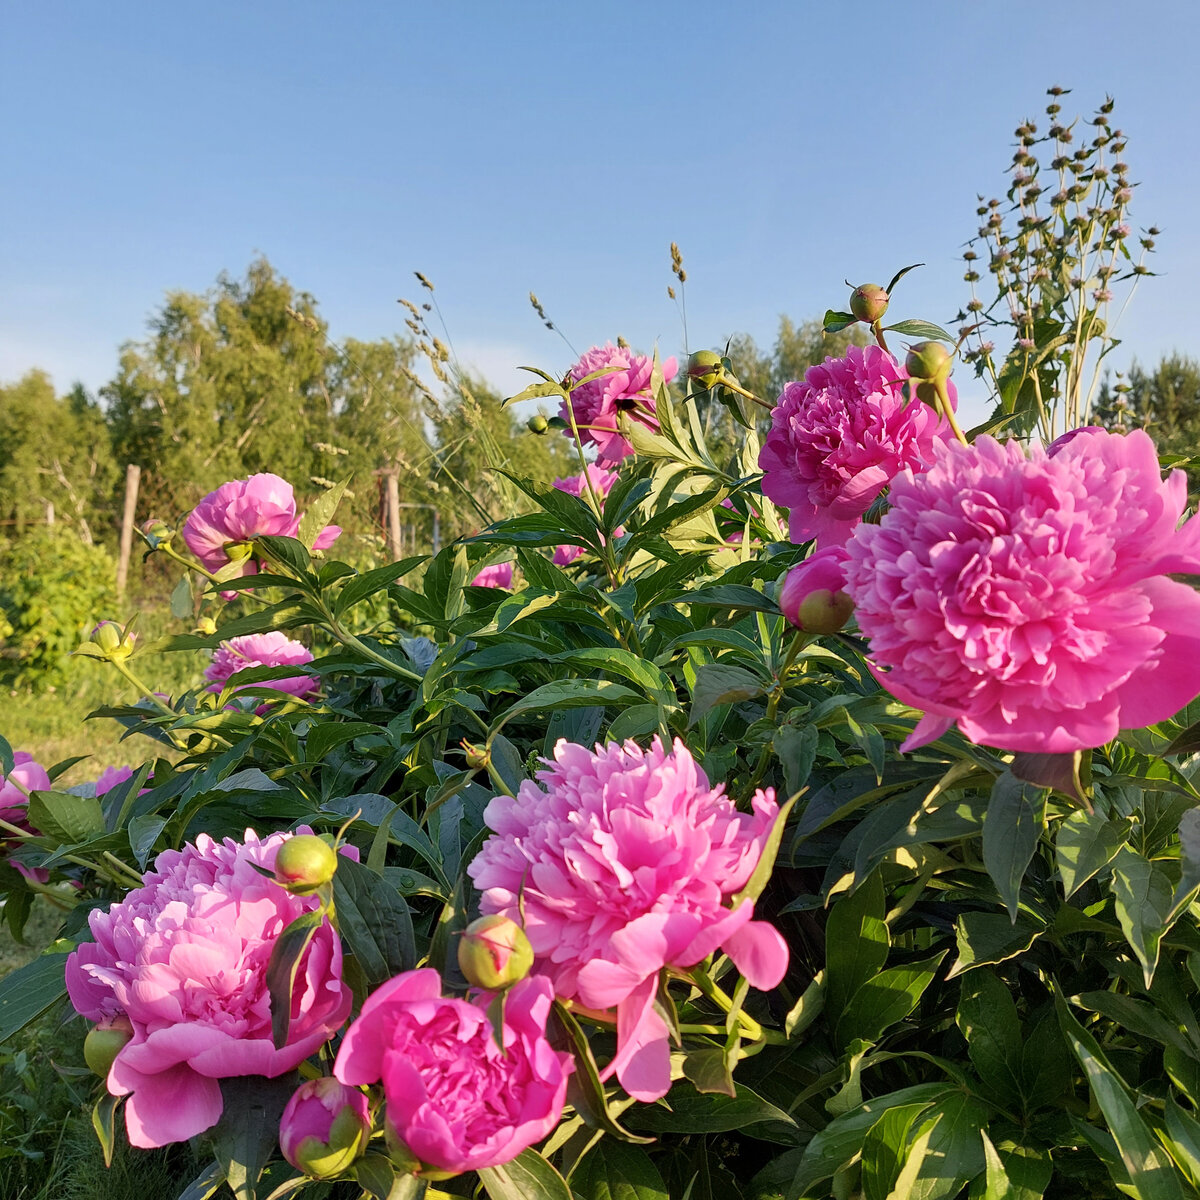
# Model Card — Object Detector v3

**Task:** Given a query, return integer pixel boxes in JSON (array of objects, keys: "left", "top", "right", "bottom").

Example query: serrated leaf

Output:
[{"left": 982, "top": 772, "right": 1043, "bottom": 921}]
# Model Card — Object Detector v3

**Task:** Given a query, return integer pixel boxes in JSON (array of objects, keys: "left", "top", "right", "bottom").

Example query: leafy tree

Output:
[
  {"left": 725, "top": 314, "right": 869, "bottom": 404},
  {"left": 0, "top": 371, "right": 116, "bottom": 544}
]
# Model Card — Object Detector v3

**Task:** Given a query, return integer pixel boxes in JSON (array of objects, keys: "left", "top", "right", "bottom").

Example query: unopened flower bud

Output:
[
  {"left": 849, "top": 283, "right": 889, "bottom": 325},
  {"left": 84, "top": 1014, "right": 134, "bottom": 1079},
  {"left": 274, "top": 834, "right": 338, "bottom": 895},
  {"left": 526, "top": 414, "right": 549, "bottom": 435},
  {"left": 457, "top": 914, "right": 534, "bottom": 991},
  {"left": 279, "top": 1078, "right": 371, "bottom": 1180},
  {"left": 779, "top": 548, "right": 854, "bottom": 635},
  {"left": 140, "top": 519, "right": 173, "bottom": 549},
  {"left": 89, "top": 621, "right": 136, "bottom": 662},
  {"left": 687, "top": 350, "right": 724, "bottom": 390},
  {"left": 196, "top": 616, "right": 218, "bottom": 636},
  {"left": 460, "top": 740, "right": 491, "bottom": 771},
  {"left": 905, "top": 341, "right": 953, "bottom": 384}
]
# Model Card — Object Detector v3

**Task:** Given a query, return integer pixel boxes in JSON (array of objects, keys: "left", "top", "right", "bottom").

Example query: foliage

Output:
[{"left": 0, "top": 527, "right": 115, "bottom": 689}]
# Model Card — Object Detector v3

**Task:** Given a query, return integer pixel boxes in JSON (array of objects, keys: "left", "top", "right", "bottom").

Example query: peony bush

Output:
[{"left": 3, "top": 93, "right": 1200, "bottom": 1200}]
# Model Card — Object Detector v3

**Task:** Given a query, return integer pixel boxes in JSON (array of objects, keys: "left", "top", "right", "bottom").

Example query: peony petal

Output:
[
  {"left": 111, "top": 1057, "right": 223, "bottom": 1148},
  {"left": 723, "top": 920, "right": 789, "bottom": 990}
]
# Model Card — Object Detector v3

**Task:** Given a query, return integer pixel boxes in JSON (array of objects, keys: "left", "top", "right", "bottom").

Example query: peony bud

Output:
[
  {"left": 849, "top": 283, "right": 889, "bottom": 325},
  {"left": 89, "top": 621, "right": 136, "bottom": 662},
  {"left": 196, "top": 616, "right": 218, "bottom": 636},
  {"left": 457, "top": 914, "right": 534, "bottom": 991},
  {"left": 904, "top": 341, "right": 953, "bottom": 384},
  {"left": 460, "top": 740, "right": 491, "bottom": 771},
  {"left": 779, "top": 547, "right": 854, "bottom": 635},
  {"left": 140, "top": 519, "right": 173, "bottom": 549},
  {"left": 274, "top": 834, "right": 338, "bottom": 895},
  {"left": 83, "top": 1014, "right": 134, "bottom": 1079},
  {"left": 527, "top": 414, "right": 549, "bottom": 435},
  {"left": 687, "top": 350, "right": 724, "bottom": 391},
  {"left": 279, "top": 1077, "right": 371, "bottom": 1180}
]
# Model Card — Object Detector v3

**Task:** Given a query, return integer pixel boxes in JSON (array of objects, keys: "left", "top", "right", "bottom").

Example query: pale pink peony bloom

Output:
[
  {"left": 471, "top": 562, "right": 513, "bottom": 589},
  {"left": 334, "top": 969, "right": 571, "bottom": 1176},
  {"left": 65, "top": 828, "right": 353, "bottom": 1148},
  {"left": 204, "top": 632, "right": 317, "bottom": 704},
  {"left": 552, "top": 464, "right": 621, "bottom": 566},
  {"left": 560, "top": 343, "right": 678, "bottom": 466},
  {"left": 468, "top": 737, "right": 788, "bottom": 1102},
  {"left": 759, "top": 345, "right": 954, "bottom": 548},
  {"left": 182, "top": 473, "right": 342, "bottom": 585},
  {"left": 844, "top": 429, "right": 1200, "bottom": 753}
]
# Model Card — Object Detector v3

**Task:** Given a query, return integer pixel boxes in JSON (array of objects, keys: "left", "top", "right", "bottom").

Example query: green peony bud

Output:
[
  {"left": 687, "top": 350, "right": 724, "bottom": 390},
  {"left": 796, "top": 589, "right": 856, "bottom": 635},
  {"left": 905, "top": 341, "right": 953, "bottom": 384},
  {"left": 849, "top": 283, "right": 889, "bottom": 325},
  {"left": 526, "top": 413, "right": 549, "bottom": 435},
  {"left": 84, "top": 1014, "right": 134, "bottom": 1079},
  {"left": 457, "top": 914, "right": 534, "bottom": 991},
  {"left": 274, "top": 834, "right": 338, "bottom": 895},
  {"left": 88, "top": 621, "right": 136, "bottom": 662},
  {"left": 460, "top": 740, "right": 491, "bottom": 771}
]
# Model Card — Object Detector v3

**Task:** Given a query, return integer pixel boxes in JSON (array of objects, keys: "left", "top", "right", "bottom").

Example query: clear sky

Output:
[{"left": 3, "top": 0, "right": 1199, "bottom": 424}]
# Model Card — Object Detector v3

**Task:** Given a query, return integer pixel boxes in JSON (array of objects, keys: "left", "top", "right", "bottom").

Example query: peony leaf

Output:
[
  {"left": 624, "top": 1082, "right": 796, "bottom": 1139},
  {"left": 333, "top": 855, "right": 418, "bottom": 992},
  {"left": 823, "top": 310, "right": 858, "bottom": 333},
  {"left": 981, "top": 772, "right": 1043, "bottom": 922},
  {"left": 1056, "top": 809, "right": 1128, "bottom": 899},
  {"left": 883, "top": 318, "right": 954, "bottom": 342},
  {"left": 170, "top": 571, "right": 193, "bottom": 618},
  {"left": 264, "top": 909, "right": 323, "bottom": 1050},
  {"left": 835, "top": 952, "right": 945, "bottom": 1049},
  {"left": 176, "top": 1160, "right": 228, "bottom": 1200},
  {"left": 478, "top": 1149, "right": 573, "bottom": 1200},
  {"left": 689, "top": 664, "right": 767, "bottom": 727},
  {"left": 213, "top": 1076, "right": 297, "bottom": 1200},
  {"left": 947, "top": 912, "right": 1044, "bottom": 979},
  {"left": 296, "top": 476, "right": 349, "bottom": 551},
  {"left": 91, "top": 1093, "right": 123, "bottom": 1169},
  {"left": 26, "top": 789, "right": 105, "bottom": 846},
  {"left": 1109, "top": 845, "right": 1173, "bottom": 988},
  {"left": 572, "top": 1140, "right": 669, "bottom": 1200},
  {"left": 0, "top": 732, "right": 12, "bottom": 777},
  {"left": 885, "top": 263, "right": 925, "bottom": 294},
  {"left": 860, "top": 1102, "right": 928, "bottom": 1200}
]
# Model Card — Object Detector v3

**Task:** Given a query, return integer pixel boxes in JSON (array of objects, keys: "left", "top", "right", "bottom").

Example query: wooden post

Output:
[
  {"left": 116, "top": 464, "right": 141, "bottom": 601},
  {"left": 386, "top": 470, "right": 402, "bottom": 561},
  {"left": 44, "top": 501, "right": 54, "bottom": 526}
]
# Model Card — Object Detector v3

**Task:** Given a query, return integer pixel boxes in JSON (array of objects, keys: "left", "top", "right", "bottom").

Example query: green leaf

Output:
[
  {"left": 886, "top": 1114, "right": 940, "bottom": 1200},
  {"left": 689, "top": 663, "right": 767, "bottom": 726},
  {"left": 491, "top": 680, "right": 641, "bottom": 735},
  {"left": 27, "top": 789, "right": 105, "bottom": 845},
  {"left": 885, "top": 263, "right": 925, "bottom": 294},
  {"left": 478, "top": 1149, "right": 573, "bottom": 1200},
  {"left": 0, "top": 952, "right": 69, "bottom": 1045},
  {"left": 1163, "top": 1097, "right": 1200, "bottom": 1189},
  {"left": 731, "top": 792, "right": 800, "bottom": 907},
  {"left": 682, "top": 1046, "right": 736, "bottom": 1097},
  {"left": 982, "top": 772, "right": 1043, "bottom": 921},
  {"left": 955, "top": 970, "right": 1023, "bottom": 1108},
  {"left": 255, "top": 534, "right": 311, "bottom": 575},
  {"left": 0, "top": 732, "right": 13, "bottom": 776},
  {"left": 572, "top": 1141, "right": 669, "bottom": 1200},
  {"left": 212, "top": 1076, "right": 297, "bottom": 1200},
  {"left": 505, "top": 379, "right": 568, "bottom": 406},
  {"left": 837, "top": 952, "right": 945, "bottom": 1047},
  {"left": 333, "top": 855, "right": 417, "bottom": 991},
  {"left": 883, "top": 319, "right": 954, "bottom": 342},
  {"left": 354, "top": 1156, "right": 426, "bottom": 1200},
  {"left": 297, "top": 476, "right": 349, "bottom": 550},
  {"left": 947, "top": 912, "right": 1043, "bottom": 978},
  {"left": 335, "top": 557, "right": 427, "bottom": 617},
  {"left": 1110, "top": 845, "right": 1174, "bottom": 988},
  {"left": 1056, "top": 809, "right": 1128, "bottom": 899},
  {"left": 1170, "top": 808, "right": 1200, "bottom": 921},
  {"left": 900, "top": 1092, "right": 990, "bottom": 1200},
  {"left": 176, "top": 1160, "right": 228, "bottom": 1200},
  {"left": 550, "top": 647, "right": 676, "bottom": 706},
  {"left": 978, "top": 1130, "right": 1015, "bottom": 1200},
  {"left": 624, "top": 1082, "right": 796, "bottom": 1139},
  {"left": 824, "top": 309, "right": 858, "bottom": 333},
  {"left": 170, "top": 572, "right": 194, "bottom": 618},
  {"left": 861, "top": 1102, "right": 928, "bottom": 1200},
  {"left": 1055, "top": 990, "right": 1184, "bottom": 1199},
  {"left": 91, "top": 1092, "right": 123, "bottom": 1168},
  {"left": 774, "top": 724, "right": 820, "bottom": 797},
  {"left": 264, "top": 909, "right": 323, "bottom": 1049},
  {"left": 825, "top": 870, "right": 889, "bottom": 1018}
]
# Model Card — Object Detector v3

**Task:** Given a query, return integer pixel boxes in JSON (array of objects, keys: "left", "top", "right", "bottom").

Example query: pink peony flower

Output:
[
  {"left": 471, "top": 562, "right": 513, "bottom": 589},
  {"left": 551, "top": 464, "right": 622, "bottom": 566},
  {"left": 204, "top": 632, "right": 317, "bottom": 705},
  {"left": 334, "top": 969, "right": 571, "bottom": 1176},
  {"left": 560, "top": 343, "right": 677, "bottom": 467},
  {"left": 0, "top": 751, "right": 49, "bottom": 831},
  {"left": 468, "top": 737, "right": 788, "bottom": 1102},
  {"left": 279, "top": 1077, "right": 371, "bottom": 1179},
  {"left": 182, "top": 473, "right": 342, "bottom": 584},
  {"left": 779, "top": 545, "right": 854, "bottom": 634},
  {"left": 94, "top": 766, "right": 134, "bottom": 797},
  {"left": 844, "top": 429, "right": 1200, "bottom": 753},
  {"left": 65, "top": 828, "right": 353, "bottom": 1148},
  {"left": 759, "top": 345, "right": 955, "bottom": 548}
]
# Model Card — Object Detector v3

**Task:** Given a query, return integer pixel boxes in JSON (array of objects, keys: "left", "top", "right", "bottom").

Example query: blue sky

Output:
[{"left": 3, "top": 0, "right": 1199, "bottom": 426}]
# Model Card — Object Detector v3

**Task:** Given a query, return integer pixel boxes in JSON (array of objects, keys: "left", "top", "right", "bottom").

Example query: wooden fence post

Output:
[
  {"left": 386, "top": 470, "right": 402, "bottom": 560},
  {"left": 116, "top": 464, "right": 141, "bottom": 601}
]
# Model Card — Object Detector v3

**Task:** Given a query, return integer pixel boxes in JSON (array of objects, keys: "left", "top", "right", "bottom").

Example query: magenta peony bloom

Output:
[
  {"left": 0, "top": 751, "right": 49, "bottom": 830},
  {"left": 204, "top": 632, "right": 317, "bottom": 706},
  {"left": 759, "top": 345, "right": 954, "bottom": 548},
  {"left": 844, "top": 429, "right": 1200, "bottom": 753},
  {"left": 334, "top": 969, "right": 571, "bottom": 1176},
  {"left": 560, "top": 343, "right": 678, "bottom": 467},
  {"left": 279, "top": 1077, "right": 371, "bottom": 1179},
  {"left": 779, "top": 545, "right": 854, "bottom": 634},
  {"left": 552, "top": 464, "right": 622, "bottom": 566},
  {"left": 182, "top": 473, "right": 342, "bottom": 583},
  {"left": 468, "top": 737, "right": 789, "bottom": 1102},
  {"left": 471, "top": 562, "right": 513, "bottom": 589},
  {"left": 65, "top": 829, "right": 353, "bottom": 1148}
]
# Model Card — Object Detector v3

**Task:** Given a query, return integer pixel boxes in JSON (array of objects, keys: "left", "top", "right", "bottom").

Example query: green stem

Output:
[
  {"left": 689, "top": 966, "right": 784, "bottom": 1043},
  {"left": 321, "top": 611, "right": 422, "bottom": 686}
]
